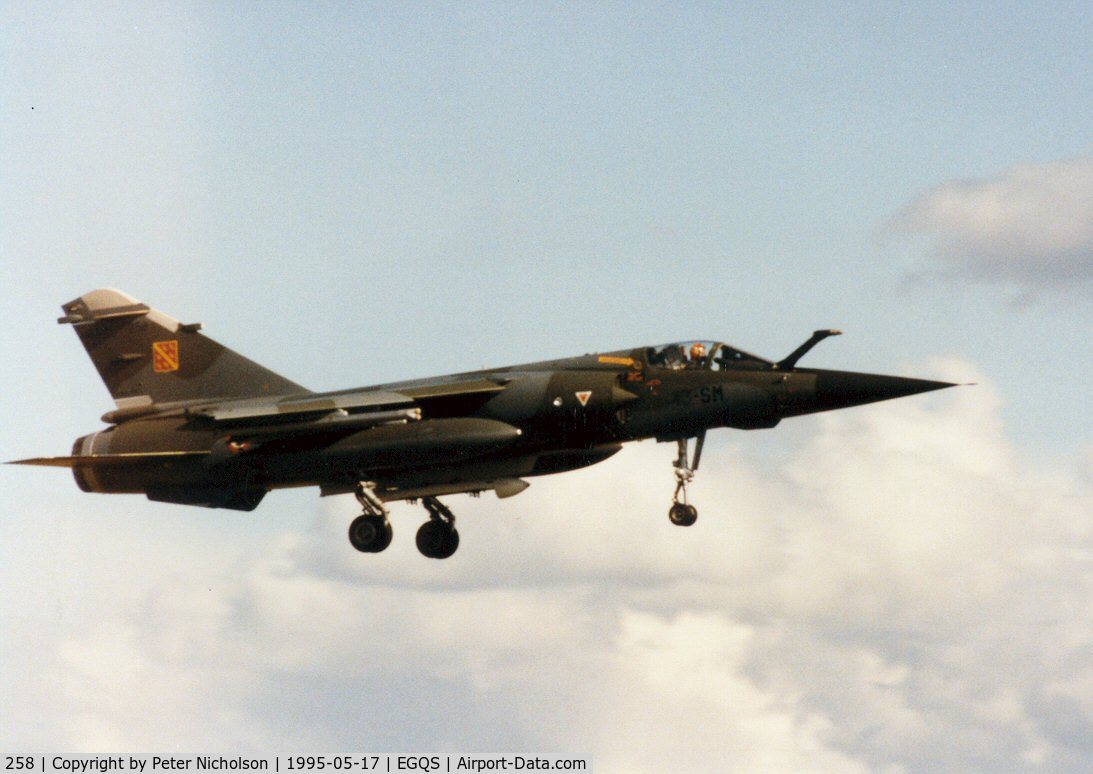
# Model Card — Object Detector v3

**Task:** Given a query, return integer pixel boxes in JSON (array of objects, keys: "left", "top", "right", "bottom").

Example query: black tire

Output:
[
  {"left": 349, "top": 514, "right": 392, "bottom": 552},
  {"left": 669, "top": 503, "right": 698, "bottom": 527},
  {"left": 417, "top": 520, "right": 460, "bottom": 559}
]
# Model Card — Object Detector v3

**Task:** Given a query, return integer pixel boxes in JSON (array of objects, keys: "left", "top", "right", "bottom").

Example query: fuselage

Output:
[{"left": 66, "top": 340, "right": 952, "bottom": 510}]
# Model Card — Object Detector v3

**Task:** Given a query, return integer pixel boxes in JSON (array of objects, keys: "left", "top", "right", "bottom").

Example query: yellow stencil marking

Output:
[
  {"left": 598, "top": 355, "right": 634, "bottom": 366},
  {"left": 152, "top": 340, "right": 180, "bottom": 373}
]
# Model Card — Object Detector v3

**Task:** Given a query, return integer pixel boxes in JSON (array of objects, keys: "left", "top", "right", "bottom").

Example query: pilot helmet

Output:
[{"left": 690, "top": 342, "right": 707, "bottom": 360}]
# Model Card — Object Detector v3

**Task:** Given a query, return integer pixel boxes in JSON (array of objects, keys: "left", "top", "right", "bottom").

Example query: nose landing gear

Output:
[{"left": 668, "top": 433, "right": 704, "bottom": 527}]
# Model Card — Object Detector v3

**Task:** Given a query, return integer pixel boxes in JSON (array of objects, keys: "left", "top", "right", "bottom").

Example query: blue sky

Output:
[
  {"left": 2, "top": 4, "right": 1091, "bottom": 770},
  {"left": 3, "top": 3, "right": 1089, "bottom": 456}
]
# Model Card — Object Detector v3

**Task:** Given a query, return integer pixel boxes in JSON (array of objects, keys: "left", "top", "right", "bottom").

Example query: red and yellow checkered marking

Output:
[{"left": 152, "top": 340, "right": 180, "bottom": 373}]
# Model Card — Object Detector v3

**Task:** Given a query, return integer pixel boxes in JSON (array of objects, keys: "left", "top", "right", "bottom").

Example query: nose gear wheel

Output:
[{"left": 668, "top": 433, "right": 704, "bottom": 526}]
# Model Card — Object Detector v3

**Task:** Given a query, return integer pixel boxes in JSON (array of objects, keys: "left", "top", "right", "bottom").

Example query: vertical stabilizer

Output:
[{"left": 59, "top": 289, "right": 309, "bottom": 405}]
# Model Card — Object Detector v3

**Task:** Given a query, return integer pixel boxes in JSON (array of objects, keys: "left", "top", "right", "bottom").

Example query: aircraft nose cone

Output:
[{"left": 811, "top": 370, "right": 957, "bottom": 412}]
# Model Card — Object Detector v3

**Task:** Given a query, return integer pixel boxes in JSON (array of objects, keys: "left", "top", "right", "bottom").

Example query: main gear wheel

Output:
[
  {"left": 417, "top": 496, "right": 460, "bottom": 559},
  {"left": 349, "top": 514, "right": 393, "bottom": 552},
  {"left": 349, "top": 481, "right": 394, "bottom": 553}
]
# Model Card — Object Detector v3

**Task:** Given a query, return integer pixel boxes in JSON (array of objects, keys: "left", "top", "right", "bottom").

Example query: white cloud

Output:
[
  {"left": 2, "top": 360, "right": 1091, "bottom": 771},
  {"left": 897, "top": 157, "right": 1093, "bottom": 292}
]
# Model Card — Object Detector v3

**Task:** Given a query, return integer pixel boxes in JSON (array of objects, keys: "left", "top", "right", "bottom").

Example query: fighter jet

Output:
[{"left": 13, "top": 289, "right": 957, "bottom": 559}]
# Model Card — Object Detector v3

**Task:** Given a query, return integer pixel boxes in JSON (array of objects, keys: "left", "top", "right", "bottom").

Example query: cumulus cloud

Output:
[
  {"left": 2, "top": 360, "right": 1091, "bottom": 771},
  {"left": 896, "top": 157, "right": 1093, "bottom": 293}
]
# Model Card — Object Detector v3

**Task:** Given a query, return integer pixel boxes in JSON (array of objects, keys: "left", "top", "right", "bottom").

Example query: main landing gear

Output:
[
  {"left": 348, "top": 481, "right": 393, "bottom": 553},
  {"left": 346, "top": 483, "right": 460, "bottom": 559},
  {"left": 668, "top": 432, "right": 704, "bottom": 527},
  {"left": 416, "top": 496, "right": 460, "bottom": 559}
]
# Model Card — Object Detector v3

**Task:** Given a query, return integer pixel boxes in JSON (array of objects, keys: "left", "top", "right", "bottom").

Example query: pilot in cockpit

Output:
[{"left": 688, "top": 342, "right": 707, "bottom": 368}]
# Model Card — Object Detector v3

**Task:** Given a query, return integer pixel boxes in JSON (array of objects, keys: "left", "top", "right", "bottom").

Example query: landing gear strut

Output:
[
  {"left": 348, "top": 481, "right": 393, "bottom": 553},
  {"left": 416, "top": 496, "right": 460, "bottom": 559},
  {"left": 669, "top": 432, "right": 704, "bottom": 527}
]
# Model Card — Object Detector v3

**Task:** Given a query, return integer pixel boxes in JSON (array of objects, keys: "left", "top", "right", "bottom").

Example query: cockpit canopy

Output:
[{"left": 645, "top": 341, "right": 772, "bottom": 371}]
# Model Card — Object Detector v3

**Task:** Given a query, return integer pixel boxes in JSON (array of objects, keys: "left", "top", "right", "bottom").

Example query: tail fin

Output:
[{"left": 59, "top": 289, "right": 309, "bottom": 406}]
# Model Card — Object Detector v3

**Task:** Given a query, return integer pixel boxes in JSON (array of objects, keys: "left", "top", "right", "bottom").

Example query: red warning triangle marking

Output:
[{"left": 575, "top": 390, "right": 592, "bottom": 406}]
